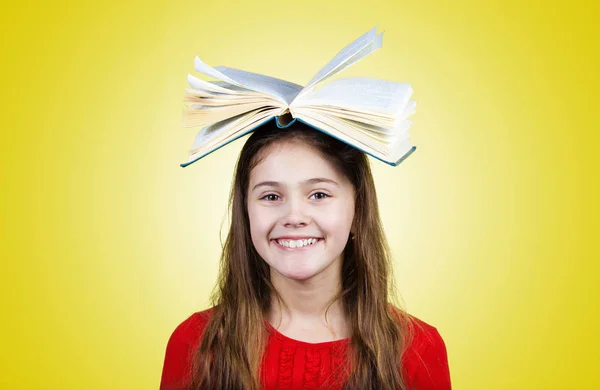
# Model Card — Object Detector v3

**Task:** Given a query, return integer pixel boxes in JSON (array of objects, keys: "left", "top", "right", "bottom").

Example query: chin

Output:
[
  {"left": 273, "top": 265, "right": 318, "bottom": 281},
  {"left": 271, "top": 258, "right": 336, "bottom": 282},
  {"left": 281, "top": 270, "right": 319, "bottom": 281}
]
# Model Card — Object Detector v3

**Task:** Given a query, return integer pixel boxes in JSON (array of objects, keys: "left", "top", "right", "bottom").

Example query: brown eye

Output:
[
  {"left": 310, "top": 192, "right": 329, "bottom": 200},
  {"left": 261, "top": 194, "right": 280, "bottom": 201}
]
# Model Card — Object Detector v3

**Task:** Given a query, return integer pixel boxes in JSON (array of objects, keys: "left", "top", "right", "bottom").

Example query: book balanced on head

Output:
[{"left": 181, "top": 27, "right": 417, "bottom": 168}]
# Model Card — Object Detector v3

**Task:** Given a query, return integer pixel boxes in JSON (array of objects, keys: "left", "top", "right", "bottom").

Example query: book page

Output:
[
  {"left": 188, "top": 108, "right": 279, "bottom": 157},
  {"left": 185, "top": 85, "right": 282, "bottom": 105},
  {"left": 294, "top": 77, "right": 413, "bottom": 116},
  {"left": 297, "top": 27, "right": 383, "bottom": 96},
  {"left": 187, "top": 74, "right": 249, "bottom": 95},
  {"left": 296, "top": 112, "right": 415, "bottom": 166},
  {"left": 303, "top": 36, "right": 383, "bottom": 93},
  {"left": 193, "top": 57, "right": 248, "bottom": 88},
  {"left": 295, "top": 114, "right": 390, "bottom": 161},
  {"left": 332, "top": 117, "right": 398, "bottom": 143},
  {"left": 294, "top": 110, "right": 389, "bottom": 154},
  {"left": 304, "top": 105, "right": 396, "bottom": 128},
  {"left": 184, "top": 93, "right": 280, "bottom": 107},
  {"left": 183, "top": 101, "right": 283, "bottom": 128},
  {"left": 215, "top": 66, "right": 303, "bottom": 105},
  {"left": 336, "top": 117, "right": 412, "bottom": 140},
  {"left": 193, "top": 57, "right": 301, "bottom": 105}
]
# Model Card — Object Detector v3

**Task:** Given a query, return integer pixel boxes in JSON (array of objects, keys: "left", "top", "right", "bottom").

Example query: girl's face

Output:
[{"left": 247, "top": 141, "right": 355, "bottom": 282}]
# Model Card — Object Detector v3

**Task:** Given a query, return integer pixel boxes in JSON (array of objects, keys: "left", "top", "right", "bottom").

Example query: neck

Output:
[{"left": 267, "top": 256, "right": 349, "bottom": 337}]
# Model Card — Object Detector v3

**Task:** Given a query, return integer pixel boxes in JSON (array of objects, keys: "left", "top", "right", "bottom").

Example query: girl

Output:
[{"left": 160, "top": 120, "right": 451, "bottom": 389}]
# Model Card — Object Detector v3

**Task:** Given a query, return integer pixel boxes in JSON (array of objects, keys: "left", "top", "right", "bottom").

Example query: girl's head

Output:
[
  {"left": 193, "top": 120, "right": 410, "bottom": 390},
  {"left": 240, "top": 122, "right": 367, "bottom": 282}
]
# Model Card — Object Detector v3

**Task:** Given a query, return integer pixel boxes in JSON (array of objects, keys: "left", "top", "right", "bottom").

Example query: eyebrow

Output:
[{"left": 251, "top": 177, "right": 339, "bottom": 192}]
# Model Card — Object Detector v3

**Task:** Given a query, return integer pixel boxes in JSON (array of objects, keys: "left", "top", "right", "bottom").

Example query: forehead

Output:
[{"left": 249, "top": 141, "right": 348, "bottom": 185}]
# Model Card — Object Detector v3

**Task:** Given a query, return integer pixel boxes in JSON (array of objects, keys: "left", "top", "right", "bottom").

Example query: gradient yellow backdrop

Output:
[{"left": 1, "top": 1, "right": 598, "bottom": 389}]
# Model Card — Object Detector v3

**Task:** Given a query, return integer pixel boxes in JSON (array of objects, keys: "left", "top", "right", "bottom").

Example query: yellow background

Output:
[{"left": 1, "top": 1, "right": 598, "bottom": 389}]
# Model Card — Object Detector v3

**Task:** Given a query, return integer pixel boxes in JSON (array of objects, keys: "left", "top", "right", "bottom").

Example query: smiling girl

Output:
[{"left": 160, "top": 121, "right": 451, "bottom": 389}]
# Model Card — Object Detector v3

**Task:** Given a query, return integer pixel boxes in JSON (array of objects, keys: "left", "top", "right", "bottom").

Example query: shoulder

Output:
[
  {"left": 167, "top": 307, "right": 215, "bottom": 348},
  {"left": 160, "top": 308, "right": 216, "bottom": 390},
  {"left": 401, "top": 313, "right": 452, "bottom": 390},
  {"left": 390, "top": 305, "right": 443, "bottom": 350},
  {"left": 405, "top": 314, "right": 446, "bottom": 353}
]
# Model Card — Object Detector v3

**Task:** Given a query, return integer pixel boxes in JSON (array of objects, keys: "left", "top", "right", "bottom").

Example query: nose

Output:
[{"left": 281, "top": 196, "right": 310, "bottom": 228}]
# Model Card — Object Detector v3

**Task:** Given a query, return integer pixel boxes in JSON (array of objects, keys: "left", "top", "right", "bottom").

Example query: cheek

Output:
[
  {"left": 319, "top": 203, "right": 355, "bottom": 235},
  {"left": 247, "top": 206, "right": 273, "bottom": 239}
]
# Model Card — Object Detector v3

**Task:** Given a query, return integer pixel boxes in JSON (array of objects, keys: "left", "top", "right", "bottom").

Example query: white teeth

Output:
[{"left": 276, "top": 238, "right": 319, "bottom": 248}]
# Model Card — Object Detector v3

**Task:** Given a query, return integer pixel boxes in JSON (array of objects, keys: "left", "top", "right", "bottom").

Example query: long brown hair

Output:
[{"left": 190, "top": 120, "right": 413, "bottom": 389}]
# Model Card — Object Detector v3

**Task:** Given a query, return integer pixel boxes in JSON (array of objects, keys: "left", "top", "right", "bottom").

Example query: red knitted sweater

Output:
[{"left": 160, "top": 308, "right": 451, "bottom": 389}]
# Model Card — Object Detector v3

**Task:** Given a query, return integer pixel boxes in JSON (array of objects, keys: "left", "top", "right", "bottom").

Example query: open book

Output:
[{"left": 180, "top": 27, "right": 417, "bottom": 168}]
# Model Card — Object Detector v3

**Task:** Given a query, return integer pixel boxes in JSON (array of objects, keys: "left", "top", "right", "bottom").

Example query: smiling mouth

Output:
[{"left": 272, "top": 238, "right": 323, "bottom": 250}]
